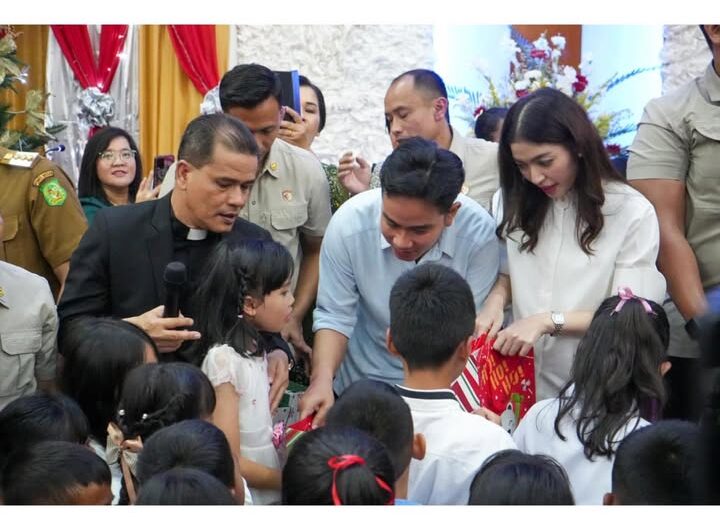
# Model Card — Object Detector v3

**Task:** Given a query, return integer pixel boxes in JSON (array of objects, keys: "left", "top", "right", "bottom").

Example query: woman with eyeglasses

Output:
[{"left": 78, "top": 127, "right": 159, "bottom": 225}]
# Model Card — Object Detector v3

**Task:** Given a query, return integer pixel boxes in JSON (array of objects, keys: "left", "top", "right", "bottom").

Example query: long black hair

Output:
[
  {"left": 186, "top": 238, "right": 294, "bottom": 366},
  {"left": 78, "top": 126, "right": 143, "bottom": 203},
  {"left": 554, "top": 293, "right": 670, "bottom": 459},
  {"left": 497, "top": 88, "right": 624, "bottom": 255}
]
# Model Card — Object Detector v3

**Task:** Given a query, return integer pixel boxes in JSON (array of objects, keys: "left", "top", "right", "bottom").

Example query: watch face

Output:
[{"left": 552, "top": 313, "right": 564, "bottom": 325}]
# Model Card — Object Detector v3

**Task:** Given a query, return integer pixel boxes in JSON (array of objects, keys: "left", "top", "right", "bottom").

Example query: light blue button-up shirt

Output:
[{"left": 313, "top": 188, "right": 500, "bottom": 395}]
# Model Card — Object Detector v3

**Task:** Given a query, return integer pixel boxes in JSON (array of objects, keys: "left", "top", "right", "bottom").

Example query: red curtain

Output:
[
  {"left": 50, "top": 25, "right": 129, "bottom": 92},
  {"left": 167, "top": 25, "right": 220, "bottom": 96}
]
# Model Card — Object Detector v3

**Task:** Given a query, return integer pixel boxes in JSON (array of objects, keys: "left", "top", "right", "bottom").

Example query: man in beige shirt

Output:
[
  {"left": 161, "top": 64, "right": 332, "bottom": 356},
  {"left": 627, "top": 25, "right": 720, "bottom": 420},
  {"left": 337, "top": 69, "right": 499, "bottom": 211},
  {"left": 0, "top": 211, "right": 57, "bottom": 411}
]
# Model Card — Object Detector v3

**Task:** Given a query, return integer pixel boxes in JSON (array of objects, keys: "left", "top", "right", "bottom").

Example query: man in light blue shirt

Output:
[{"left": 300, "top": 137, "right": 499, "bottom": 426}]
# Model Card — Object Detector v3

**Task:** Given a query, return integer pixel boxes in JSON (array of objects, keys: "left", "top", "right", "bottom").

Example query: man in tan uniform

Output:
[
  {"left": 337, "top": 69, "right": 499, "bottom": 211},
  {"left": 0, "top": 147, "right": 87, "bottom": 300},
  {"left": 628, "top": 25, "right": 720, "bottom": 420}
]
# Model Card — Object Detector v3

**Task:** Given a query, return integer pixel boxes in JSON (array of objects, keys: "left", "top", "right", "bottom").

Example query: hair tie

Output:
[
  {"left": 118, "top": 409, "right": 125, "bottom": 417},
  {"left": 327, "top": 454, "right": 394, "bottom": 505},
  {"left": 473, "top": 105, "right": 486, "bottom": 118},
  {"left": 611, "top": 287, "right": 655, "bottom": 315},
  {"left": 141, "top": 413, "right": 148, "bottom": 421}
]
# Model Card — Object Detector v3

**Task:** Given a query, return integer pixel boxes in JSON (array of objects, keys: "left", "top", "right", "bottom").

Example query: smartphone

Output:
[
  {"left": 152, "top": 154, "right": 175, "bottom": 188},
  {"left": 274, "top": 70, "right": 301, "bottom": 122}
]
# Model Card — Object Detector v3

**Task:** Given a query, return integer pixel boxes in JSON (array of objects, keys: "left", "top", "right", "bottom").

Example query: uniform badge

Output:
[
  {"left": 270, "top": 162, "right": 278, "bottom": 171},
  {"left": 39, "top": 177, "right": 67, "bottom": 206},
  {"left": 33, "top": 170, "right": 55, "bottom": 187},
  {"left": 281, "top": 190, "right": 293, "bottom": 201}
]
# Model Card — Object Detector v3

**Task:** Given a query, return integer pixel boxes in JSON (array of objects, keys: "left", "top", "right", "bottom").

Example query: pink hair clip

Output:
[{"left": 611, "top": 287, "right": 655, "bottom": 315}]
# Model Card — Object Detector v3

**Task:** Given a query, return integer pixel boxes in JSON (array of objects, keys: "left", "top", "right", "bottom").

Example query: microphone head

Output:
[{"left": 163, "top": 261, "right": 187, "bottom": 286}]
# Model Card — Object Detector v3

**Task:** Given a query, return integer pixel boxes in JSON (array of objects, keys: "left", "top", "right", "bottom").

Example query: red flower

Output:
[
  {"left": 573, "top": 74, "right": 588, "bottom": 93},
  {"left": 516, "top": 89, "right": 529, "bottom": 99},
  {"left": 605, "top": 144, "right": 622, "bottom": 156},
  {"left": 530, "top": 49, "right": 547, "bottom": 59}
]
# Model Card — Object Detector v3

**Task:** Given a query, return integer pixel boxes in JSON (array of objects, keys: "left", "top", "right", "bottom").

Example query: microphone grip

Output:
[{"left": 162, "top": 288, "right": 181, "bottom": 318}]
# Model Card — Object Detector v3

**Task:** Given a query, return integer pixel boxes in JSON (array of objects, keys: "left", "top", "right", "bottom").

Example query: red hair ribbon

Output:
[
  {"left": 327, "top": 454, "right": 394, "bottom": 505},
  {"left": 612, "top": 287, "right": 655, "bottom": 315},
  {"left": 473, "top": 105, "right": 486, "bottom": 118}
]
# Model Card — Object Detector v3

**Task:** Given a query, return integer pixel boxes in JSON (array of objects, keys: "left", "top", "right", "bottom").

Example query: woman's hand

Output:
[
  {"left": 492, "top": 312, "right": 553, "bottom": 357},
  {"left": 278, "top": 107, "right": 312, "bottom": 150},
  {"left": 475, "top": 297, "right": 506, "bottom": 340},
  {"left": 135, "top": 172, "right": 160, "bottom": 203}
]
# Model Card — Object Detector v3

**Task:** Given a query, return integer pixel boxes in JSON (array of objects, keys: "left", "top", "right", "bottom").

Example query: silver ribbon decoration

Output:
[
  {"left": 200, "top": 85, "right": 222, "bottom": 115},
  {"left": 76, "top": 86, "right": 115, "bottom": 129}
]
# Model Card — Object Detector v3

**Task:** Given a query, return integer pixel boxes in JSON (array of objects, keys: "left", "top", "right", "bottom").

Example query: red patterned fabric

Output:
[{"left": 167, "top": 25, "right": 220, "bottom": 95}]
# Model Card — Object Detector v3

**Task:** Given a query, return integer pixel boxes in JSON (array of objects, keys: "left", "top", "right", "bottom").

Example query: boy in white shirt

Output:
[{"left": 387, "top": 263, "right": 516, "bottom": 505}]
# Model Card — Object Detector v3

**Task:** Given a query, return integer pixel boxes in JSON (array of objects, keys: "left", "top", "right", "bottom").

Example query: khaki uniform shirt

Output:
[
  {"left": 369, "top": 127, "right": 500, "bottom": 211},
  {"left": 238, "top": 139, "right": 331, "bottom": 290},
  {"left": 628, "top": 63, "right": 720, "bottom": 290},
  {"left": 0, "top": 148, "right": 87, "bottom": 298},
  {"left": 0, "top": 261, "right": 57, "bottom": 411},
  {"left": 158, "top": 139, "right": 332, "bottom": 290}
]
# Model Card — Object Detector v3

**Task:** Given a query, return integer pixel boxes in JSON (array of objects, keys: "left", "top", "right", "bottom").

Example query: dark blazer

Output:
[{"left": 58, "top": 193, "right": 272, "bottom": 344}]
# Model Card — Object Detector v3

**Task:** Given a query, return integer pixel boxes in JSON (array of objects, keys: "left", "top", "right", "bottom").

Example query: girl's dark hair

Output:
[
  {"left": 282, "top": 425, "right": 395, "bottom": 505},
  {"left": 78, "top": 126, "right": 143, "bottom": 203},
  {"left": 187, "top": 238, "right": 294, "bottom": 365},
  {"left": 115, "top": 363, "right": 216, "bottom": 441},
  {"left": 554, "top": 294, "right": 670, "bottom": 459},
  {"left": 135, "top": 468, "right": 237, "bottom": 505},
  {"left": 136, "top": 419, "right": 235, "bottom": 489},
  {"left": 474, "top": 107, "right": 507, "bottom": 141},
  {"left": 1, "top": 441, "right": 111, "bottom": 505},
  {"left": 299, "top": 75, "right": 326, "bottom": 132},
  {"left": 60, "top": 317, "right": 157, "bottom": 443},
  {"left": 0, "top": 392, "right": 89, "bottom": 470},
  {"left": 468, "top": 449, "right": 574, "bottom": 505},
  {"left": 497, "top": 88, "right": 625, "bottom": 255}
]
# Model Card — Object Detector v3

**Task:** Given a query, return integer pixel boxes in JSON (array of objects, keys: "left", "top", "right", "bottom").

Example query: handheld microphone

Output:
[
  {"left": 162, "top": 262, "right": 187, "bottom": 318},
  {"left": 45, "top": 144, "right": 66, "bottom": 155}
]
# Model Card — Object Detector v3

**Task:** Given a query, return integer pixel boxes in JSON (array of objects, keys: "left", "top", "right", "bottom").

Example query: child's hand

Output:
[
  {"left": 472, "top": 406, "right": 501, "bottom": 425},
  {"left": 267, "top": 349, "right": 290, "bottom": 413}
]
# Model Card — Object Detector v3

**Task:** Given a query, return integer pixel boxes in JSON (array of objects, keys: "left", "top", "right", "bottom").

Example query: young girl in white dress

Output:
[
  {"left": 190, "top": 238, "right": 294, "bottom": 505},
  {"left": 477, "top": 87, "right": 667, "bottom": 400},
  {"left": 513, "top": 289, "right": 671, "bottom": 504}
]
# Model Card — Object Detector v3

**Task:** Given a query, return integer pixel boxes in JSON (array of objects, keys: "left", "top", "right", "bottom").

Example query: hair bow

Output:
[{"left": 611, "top": 287, "right": 655, "bottom": 315}]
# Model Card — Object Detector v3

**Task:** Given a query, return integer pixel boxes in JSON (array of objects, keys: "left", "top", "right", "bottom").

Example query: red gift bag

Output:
[{"left": 451, "top": 334, "right": 536, "bottom": 432}]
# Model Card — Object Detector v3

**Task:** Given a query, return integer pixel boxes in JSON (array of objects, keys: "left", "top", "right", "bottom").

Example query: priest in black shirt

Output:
[{"left": 59, "top": 113, "right": 292, "bottom": 407}]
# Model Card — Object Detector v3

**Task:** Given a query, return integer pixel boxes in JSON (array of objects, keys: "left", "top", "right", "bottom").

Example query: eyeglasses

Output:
[{"left": 98, "top": 149, "right": 136, "bottom": 163}]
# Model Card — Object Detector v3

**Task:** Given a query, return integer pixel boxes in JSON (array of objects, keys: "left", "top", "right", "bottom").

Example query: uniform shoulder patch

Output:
[
  {"left": 32, "top": 170, "right": 55, "bottom": 187},
  {"left": 0, "top": 149, "right": 39, "bottom": 168},
  {"left": 39, "top": 177, "right": 67, "bottom": 206}
]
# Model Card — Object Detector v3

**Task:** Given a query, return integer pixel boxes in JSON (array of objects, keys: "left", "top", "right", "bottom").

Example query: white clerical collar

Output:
[{"left": 187, "top": 228, "right": 208, "bottom": 241}]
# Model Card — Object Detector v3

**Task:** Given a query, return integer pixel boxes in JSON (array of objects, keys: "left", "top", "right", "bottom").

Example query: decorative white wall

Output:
[
  {"left": 232, "top": 25, "right": 434, "bottom": 165},
  {"left": 662, "top": 25, "right": 712, "bottom": 94}
]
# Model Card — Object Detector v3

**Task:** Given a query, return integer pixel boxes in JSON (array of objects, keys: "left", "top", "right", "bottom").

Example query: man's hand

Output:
[
  {"left": 492, "top": 313, "right": 553, "bottom": 357},
  {"left": 124, "top": 305, "right": 200, "bottom": 353},
  {"left": 337, "top": 151, "right": 371, "bottom": 195},
  {"left": 278, "top": 107, "right": 312, "bottom": 150},
  {"left": 298, "top": 376, "right": 335, "bottom": 429},
  {"left": 267, "top": 349, "right": 290, "bottom": 413},
  {"left": 281, "top": 317, "right": 313, "bottom": 361}
]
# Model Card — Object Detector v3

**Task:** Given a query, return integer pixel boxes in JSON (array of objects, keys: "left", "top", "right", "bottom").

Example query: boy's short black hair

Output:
[
  {"left": 136, "top": 419, "right": 235, "bottom": 489},
  {"left": 219, "top": 63, "right": 282, "bottom": 111},
  {"left": 612, "top": 420, "right": 701, "bottom": 505},
  {"left": 0, "top": 393, "right": 89, "bottom": 470},
  {"left": 326, "top": 379, "right": 414, "bottom": 477},
  {"left": 1, "top": 441, "right": 111, "bottom": 505},
  {"left": 389, "top": 263, "right": 475, "bottom": 370},
  {"left": 380, "top": 136, "right": 465, "bottom": 214},
  {"left": 135, "top": 468, "right": 237, "bottom": 505},
  {"left": 468, "top": 449, "right": 575, "bottom": 505}
]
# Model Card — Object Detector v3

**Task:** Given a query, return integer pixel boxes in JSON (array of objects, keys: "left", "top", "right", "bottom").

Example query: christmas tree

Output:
[{"left": 0, "top": 26, "right": 64, "bottom": 152}]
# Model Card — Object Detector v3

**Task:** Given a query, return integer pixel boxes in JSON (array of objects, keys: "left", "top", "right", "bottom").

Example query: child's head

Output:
[
  {"left": 468, "top": 449, "right": 574, "bottom": 505},
  {"left": 497, "top": 87, "right": 623, "bottom": 255},
  {"left": 555, "top": 288, "right": 670, "bottom": 459},
  {"left": 1, "top": 441, "right": 112, "bottom": 505},
  {"left": 474, "top": 107, "right": 507, "bottom": 142},
  {"left": 61, "top": 317, "right": 158, "bottom": 443},
  {"left": 282, "top": 425, "right": 396, "bottom": 505},
  {"left": 326, "top": 379, "right": 424, "bottom": 494},
  {"left": 0, "top": 393, "right": 89, "bottom": 469},
  {"left": 606, "top": 420, "right": 701, "bottom": 505},
  {"left": 188, "top": 238, "right": 294, "bottom": 364},
  {"left": 136, "top": 419, "right": 235, "bottom": 491},
  {"left": 388, "top": 263, "right": 475, "bottom": 377},
  {"left": 135, "top": 468, "right": 237, "bottom": 505},
  {"left": 115, "top": 363, "right": 216, "bottom": 441}
]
